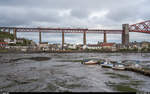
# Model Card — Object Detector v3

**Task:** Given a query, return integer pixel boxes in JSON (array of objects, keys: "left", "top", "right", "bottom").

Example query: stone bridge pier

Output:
[{"left": 122, "top": 24, "right": 129, "bottom": 46}]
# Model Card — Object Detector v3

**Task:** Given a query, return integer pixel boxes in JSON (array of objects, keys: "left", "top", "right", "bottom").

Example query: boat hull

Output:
[
  {"left": 101, "top": 65, "right": 113, "bottom": 68},
  {"left": 84, "top": 62, "right": 98, "bottom": 65},
  {"left": 112, "top": 67, "right": 125, "bottom": 70}
]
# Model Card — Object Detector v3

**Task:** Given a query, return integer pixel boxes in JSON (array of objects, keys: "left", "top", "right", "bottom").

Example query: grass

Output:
[{"left": 0, "top": 32, "right": 14, "bottom": 40}]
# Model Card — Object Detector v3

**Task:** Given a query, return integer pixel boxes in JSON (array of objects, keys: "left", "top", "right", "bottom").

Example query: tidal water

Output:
[{"left": 0, "top": 53, "right": 150, "bottom": 92}]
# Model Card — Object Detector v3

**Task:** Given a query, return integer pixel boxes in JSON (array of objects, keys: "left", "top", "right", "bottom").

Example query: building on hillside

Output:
[
  {"left": 4, "top": 38, "right": 11, "bottom": 43},
  {"left": 100, "top": 43, "right": 117, "bottom": 51},
  {"left": 62, "top": 43, "right": 69, "bottom": 50},
  {"left": 0, "top": 42, "right": 8, "bottom": 48},
  {"left": 49, "top": 44, "right": 60, "bottom": 51},
  {"left": 4, "top": 38, "right": 16, "bottom": 44},
  {"left": 128, "top": 42, "right": 142, "bottom": 50},
  {"left": 82, "top": 45, "right": 88, "bottom": 50},
  {"left": 30, "top": 40, "right": 37, "bottom": 46},
  {"left": 87, "top": 44, "right": 102, "bottom": 50},
  {"left": 68, "top": 44, "right": 77, "bottom": 49},
  {"left": 116, "top": 44, "right": 124, "bottom": 50},
  {"left": 76, "top": 44, "right": 83, "bottom": 50},
  {"left": 57, "top": 44, "right": 62, "bottom": 49},
  {"left": 16, "top": 38, "right": 24, "bottom": 44},
  {"left": 141, "top": 41, "right": 149, "bottom": 48},
  {"left": 38, "top": 42, "right": 49, "bottom": 51}
]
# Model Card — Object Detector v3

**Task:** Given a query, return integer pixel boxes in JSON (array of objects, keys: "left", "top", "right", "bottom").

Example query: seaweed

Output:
[
  {"left": 9, "top": 57, "right": 51, "bottom": 63},
  {"left": 105, "top": 81, "right": 138, "bottom": 92}
]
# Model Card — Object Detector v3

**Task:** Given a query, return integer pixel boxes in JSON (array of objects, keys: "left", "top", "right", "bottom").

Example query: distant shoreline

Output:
[{"left": 0, "top": 50, "right": 150, "bottom": 54}]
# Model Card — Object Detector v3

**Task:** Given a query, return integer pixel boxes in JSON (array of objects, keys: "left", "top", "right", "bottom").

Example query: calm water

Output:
[{"left": 0, "top": 53, "right": 150, "bottom": 92}]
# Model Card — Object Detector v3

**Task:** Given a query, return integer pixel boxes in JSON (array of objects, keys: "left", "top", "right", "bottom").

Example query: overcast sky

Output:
[{"left": 0, "top": 0, "right": 150, "bottom": 44}]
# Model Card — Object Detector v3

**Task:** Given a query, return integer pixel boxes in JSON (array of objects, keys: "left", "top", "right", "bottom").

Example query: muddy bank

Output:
[
  {"left": 0, "top": 55, "right": 51, "bottom": 64},
  {"left": 10, "top": 57, "right": 51, "bottom": 62},
  {"left": 0, "top": 53, "right": 150, "bottom": 92}
]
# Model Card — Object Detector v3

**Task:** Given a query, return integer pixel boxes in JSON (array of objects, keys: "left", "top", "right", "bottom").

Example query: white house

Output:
[
  {"left": 4, "top": 38, "right": 16, "bottom": 44},
  {"left": 87, "top": 44, "right": 102, "bottom": 50},
  {"left": 68, "top": 44, "right": 77, "bottom": 49}
]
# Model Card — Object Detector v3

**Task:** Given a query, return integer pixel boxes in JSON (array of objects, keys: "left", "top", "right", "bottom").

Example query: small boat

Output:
[
  {"left": 101, "top": 61, "right": 113, "bottom": 68},
  {"left": 112, "top": 63, "right": 125, "bottom": 70},
  {"left": 82, "top": 60, "right": 98, "bottom": 65},
  {"left": 130, "top": 63, "right": 142, "bottom": 69}
]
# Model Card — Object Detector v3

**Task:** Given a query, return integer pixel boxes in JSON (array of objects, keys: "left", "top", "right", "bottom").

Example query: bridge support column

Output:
[
  {"left": 3, "top": 28, "right": 6, "bottom": 32},
  {"left": 13, "top": 28, "right": 17, "bottom": 39},
  {"left": 62, "top": 31, "right": 65, "bottom": 50},
  {"left": 122, "top": 24, "right": 129, "bottom": 45},
  {"left": 103, "top": 31, "right": 107, "bottom": 43},
  {"left": 39, "top": 32, "right": 42, "bottom": 44},
  {"left": 8, "top": 29, "right": 10, "bottom": 34},
  {"left": 83, "top": 31, "right": 86, "bottom": 45}
]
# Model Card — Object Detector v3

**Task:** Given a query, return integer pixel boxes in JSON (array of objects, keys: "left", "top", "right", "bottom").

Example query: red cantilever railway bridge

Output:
[
  {"left": 0, "top": 20, "right": 150, "bottom": 48},
  {"left": 0, "top": 27, "right": 122, "bottom": 34},
  {"left": 0, "top": 20, "right": 150, "bottom": 33}
]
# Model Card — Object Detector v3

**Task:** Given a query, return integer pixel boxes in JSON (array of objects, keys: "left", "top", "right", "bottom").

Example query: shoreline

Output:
[{"left": 0, "top": 50, "right": 150, "bottom": 54}]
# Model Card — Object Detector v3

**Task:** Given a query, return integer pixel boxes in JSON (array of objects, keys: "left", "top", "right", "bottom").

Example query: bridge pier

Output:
[
  {"left": 13, "top": 28, "right": 17, "bottom": 39},
  {"left": 8, "top": 28, "right": 10, "bottom": 34},
  {"left": 3, "top": 28, "right": 6, "bottom": 32},
  {"left": 39, "top": 32, "right": 42, "bottom": 44},
  {"left": 122, "top": 24, "right": 129, "bottom": 45},
  {"left": 103, "top": 31, "right": 107, "bottom": 43},
  {"left": 62, "top": 31, "right": 65, "bottom": 50},
  {"left": 83, "top": 31, "right": 86, "bottom": 45}
]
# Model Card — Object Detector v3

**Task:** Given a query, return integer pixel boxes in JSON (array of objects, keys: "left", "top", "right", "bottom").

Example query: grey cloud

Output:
[
  {"left": 0, "top": 0, "right": 149, "bottom": 27},
  {"left": 0, "top": 6, "right": 63, "bottom": 26},
  {"left": 1, "top": 0, "right": 150, "bottom": 44},
  {"left": 70, "top": 8, "right": 90, "bottom": 19}
]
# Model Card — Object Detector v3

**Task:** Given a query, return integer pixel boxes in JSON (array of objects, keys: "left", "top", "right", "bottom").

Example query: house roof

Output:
[
  {"left": 0, "top": 42, "right": 8, "bottom": 44},
  {"left": 87, "top": 44, "right": 101, "bottom": 47},
  {"left": 40, "top": 42, "right": 48, "bottom": 44},
  {"left": 87, "top": 43, "right": 115, "bottom": 47},
  {"left": 100, "top": 43, "right": 115, "bottom": 47}
]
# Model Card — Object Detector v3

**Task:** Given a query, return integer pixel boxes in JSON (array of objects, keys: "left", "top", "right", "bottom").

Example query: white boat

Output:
[
  {"left": 130, "top": 63, "right": 142, "bottom": 69},
  {"left": 101, "top": 61, "right": 113, "bottom": 68},
  {"left": 112, "top": 63, "right": 125, "bottom": 70},
  {"left": 83, "top": 60, "right": 98, "bottom": 65}
]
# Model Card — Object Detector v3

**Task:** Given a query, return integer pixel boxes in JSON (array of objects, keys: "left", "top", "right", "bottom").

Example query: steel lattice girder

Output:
[
  {"left": 129, "top": 20, "right": 150, "bottom": 33},
  {"left": 0, "top": 20, "right": 150, "bottom": 34}
]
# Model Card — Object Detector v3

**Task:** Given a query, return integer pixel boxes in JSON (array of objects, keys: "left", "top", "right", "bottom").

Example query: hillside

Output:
[
  {"left": 0, "top": 31, "right": 32, "bottom": 46},
  {"left": 0, "top": 32, "right": 14, "bottom": 40}
]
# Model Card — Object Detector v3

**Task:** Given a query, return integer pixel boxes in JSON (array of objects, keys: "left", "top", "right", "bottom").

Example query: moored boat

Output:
[
  {"left": 101, "top": 61, "right": 113, "bottom": 68},
  {"left": 112, "top": 63, "right": 125, "bottom": 70},
  {"left": 82, "top": 60, "right": 98, "bottom": 65}
]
